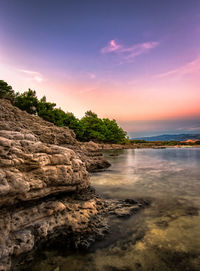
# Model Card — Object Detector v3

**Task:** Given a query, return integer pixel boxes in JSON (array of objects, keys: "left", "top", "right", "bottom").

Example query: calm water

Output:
[{"left": 29, "top": 148, "right": 200, "bottom": 271}]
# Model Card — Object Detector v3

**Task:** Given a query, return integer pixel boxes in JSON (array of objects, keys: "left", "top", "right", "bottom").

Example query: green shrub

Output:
[
  {"left": 0, "top": 80, "right": 15, "bottom": 102},
  {"left": 15, "top": 89, "right": 38, "bottom": 114}
]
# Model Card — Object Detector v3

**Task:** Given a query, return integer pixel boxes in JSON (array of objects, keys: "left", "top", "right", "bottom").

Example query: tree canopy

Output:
[
  {"left": 0, "top": 80, "right": 127, "bottom": 143},
  {"left": 0, "top": 80, "right": 15, "bottom": 101}
]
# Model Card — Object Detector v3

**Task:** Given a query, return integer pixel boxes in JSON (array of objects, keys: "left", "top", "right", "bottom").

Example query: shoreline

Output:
[
  {"left": 0, "top": 99, "right": 147, "bottom": 270},
  {"left": 98, "top": 143, "right": 200, "bottom": 150}
]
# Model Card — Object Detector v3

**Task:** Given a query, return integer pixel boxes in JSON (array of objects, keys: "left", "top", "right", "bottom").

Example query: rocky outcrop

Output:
[
  {"left": 0, "top": 190, "right": 106, "bottom": 271},
  {"left": 0, "top": 99, "right": 110, "bottom": 172},
  {"left": 0, "top": 99, "right": 147, "bottom": 270},
  {"left": 9, "top": 195, "right": 148, "bottom": 271},
  {"left": 0, "top": 100, "right": 107, "bottom": 270},
  {"left": 0, "top": 130, "right": 89, "bottom": 207},
  {"left": 0, "top": 99, "right": 76, "bottom": 146},
  {"left": 78, "top": 141, "right": 111, "bottom": 172},
  {"left": 0, "top": 126, "right": 92, "bottom": 270}
]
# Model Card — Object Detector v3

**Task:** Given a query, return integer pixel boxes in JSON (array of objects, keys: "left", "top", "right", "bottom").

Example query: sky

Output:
[{"left": 0, "top": 0, "right": 200, "bottom": 137}]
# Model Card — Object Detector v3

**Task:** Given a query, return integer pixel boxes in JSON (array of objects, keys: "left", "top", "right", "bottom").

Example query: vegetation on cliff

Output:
[{"left": 0, "top": 80, "right": 127, "bottom": 143}]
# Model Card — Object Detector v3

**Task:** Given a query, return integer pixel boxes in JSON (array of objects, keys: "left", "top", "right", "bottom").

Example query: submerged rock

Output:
[{"left": 104, "top": 199, "right": 148, "bottom": 218}]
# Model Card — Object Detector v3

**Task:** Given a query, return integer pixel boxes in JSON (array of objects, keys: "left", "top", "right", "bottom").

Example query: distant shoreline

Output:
[{"left": 99, "top": 143, "right": 200, "bottom": 150}]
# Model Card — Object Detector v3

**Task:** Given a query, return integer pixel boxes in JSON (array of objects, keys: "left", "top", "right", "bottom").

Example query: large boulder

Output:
[
  {"left": 0, "top": 191, "right": 105, "bottom": 271},
  {"left": 0, "top": 130, "right": 89, "bottom": 207}
]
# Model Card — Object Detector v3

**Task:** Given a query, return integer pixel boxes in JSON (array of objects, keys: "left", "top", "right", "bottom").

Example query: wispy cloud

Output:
[
  {"left": 101, "top": 39, "right": 159, "bottom": 62},
  {"left": 155, "top": 58, "right": 200, "bottom": 79},
  {"left": 19, "top": 69, "right": 44, "bottom": 83},
  {"left": 101, "top": 40, "right": 122, "bottom": 53}
]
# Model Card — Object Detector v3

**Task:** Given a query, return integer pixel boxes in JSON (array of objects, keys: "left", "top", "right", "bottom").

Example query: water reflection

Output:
[
  {"left": 92, "top": 149, "right": 200, "bottom": 203},
  {"left": 28, "top": 148, "right": 200, "bottom": 271}
]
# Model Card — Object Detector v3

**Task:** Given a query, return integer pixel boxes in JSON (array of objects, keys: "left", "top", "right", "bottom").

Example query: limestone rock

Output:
[
  {"left": 0, "top": 130, "right": 89, "bottom": 207},
  {"left": 0, "top": 99, "right": 112, "bottom": 270},
  {"left": 0, "top": 191, "right": 105, "bottom": 271}
]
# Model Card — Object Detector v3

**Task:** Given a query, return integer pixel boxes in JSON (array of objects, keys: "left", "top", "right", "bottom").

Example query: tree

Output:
[
  {"left": 15, "top": 89, "right": 38, "bottom": 114},
  {"left": 80, "top": 111, "right": 105, "bottom": 142},
  {"left": 79, "top": 111, "right": 127, "bottom": 143},
  {"left": 0, "top": 80, "right": 15, "bottom": 102},
  {"left": 37, "top": 96, "right": 56, "bottom": 123},
  {"left": 103, "top": 118, "right": 127, "bottom": 143},
  {"left": 63, "top": 112, "right": 85, "bottom": 140}
]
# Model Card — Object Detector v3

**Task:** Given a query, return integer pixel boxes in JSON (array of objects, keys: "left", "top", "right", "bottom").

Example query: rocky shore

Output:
[
  {"left": 98, "top": 142, "right": 200, "bottom": 150},
  {"left": 0, "top": 99, "right": 148, "bottom": 270}
]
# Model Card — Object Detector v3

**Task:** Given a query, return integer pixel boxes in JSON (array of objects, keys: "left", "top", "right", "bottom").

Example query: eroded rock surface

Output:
[
  {"left": 0, "top": 100, "right": 147, "bottom": 271},
  {"left": 0, "top": 130, "right": 89, "bottom": 207},
  {"left": 0, "top": 190, "right": 106, "bottom": 271}
]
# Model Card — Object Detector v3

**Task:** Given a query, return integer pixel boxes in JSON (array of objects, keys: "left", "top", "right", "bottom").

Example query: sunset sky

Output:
[{"left": 1, "top": 0, "right": 200, "bottom": 137}]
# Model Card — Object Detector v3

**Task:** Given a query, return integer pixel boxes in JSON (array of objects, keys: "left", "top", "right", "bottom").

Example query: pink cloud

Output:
[
  {"left": 19, "top": 69, "right": 45, "bottom": 83},
  {"left": 101, "top": 39, "right": 159, "bottom": 61},
  {"left": 101, "top": 40, "right": 122, "bottom": 53},
  {"left": 155, "top": 58, "right": 200, "bottom": 78}
]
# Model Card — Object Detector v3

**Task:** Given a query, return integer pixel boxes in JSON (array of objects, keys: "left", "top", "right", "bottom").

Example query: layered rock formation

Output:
[
  {"left": 0, "top": 99, "right": 109, "bottom": 270},
  {"left": 0, "top": 99, "right": 146, "bottom": 271},
  {"left": 0, "top": 130, "right": 89, "bottom": 206},
  {"left": 0, "top": 100, "right": 104, "bottom": 270}
]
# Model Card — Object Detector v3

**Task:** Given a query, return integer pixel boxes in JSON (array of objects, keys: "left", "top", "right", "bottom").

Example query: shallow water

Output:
[{"left": 29, "top": 148, "right": 200, "bottom": 271}]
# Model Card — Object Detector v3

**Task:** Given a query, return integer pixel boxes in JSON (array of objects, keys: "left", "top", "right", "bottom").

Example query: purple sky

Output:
[{"left": 1, "top": 0, "right": 200, "bottom": 136}]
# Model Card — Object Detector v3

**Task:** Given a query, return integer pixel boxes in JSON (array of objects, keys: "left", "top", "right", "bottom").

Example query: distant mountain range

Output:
[{"left": 133, "top": 134, "right": 200, "bottom": 142}]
